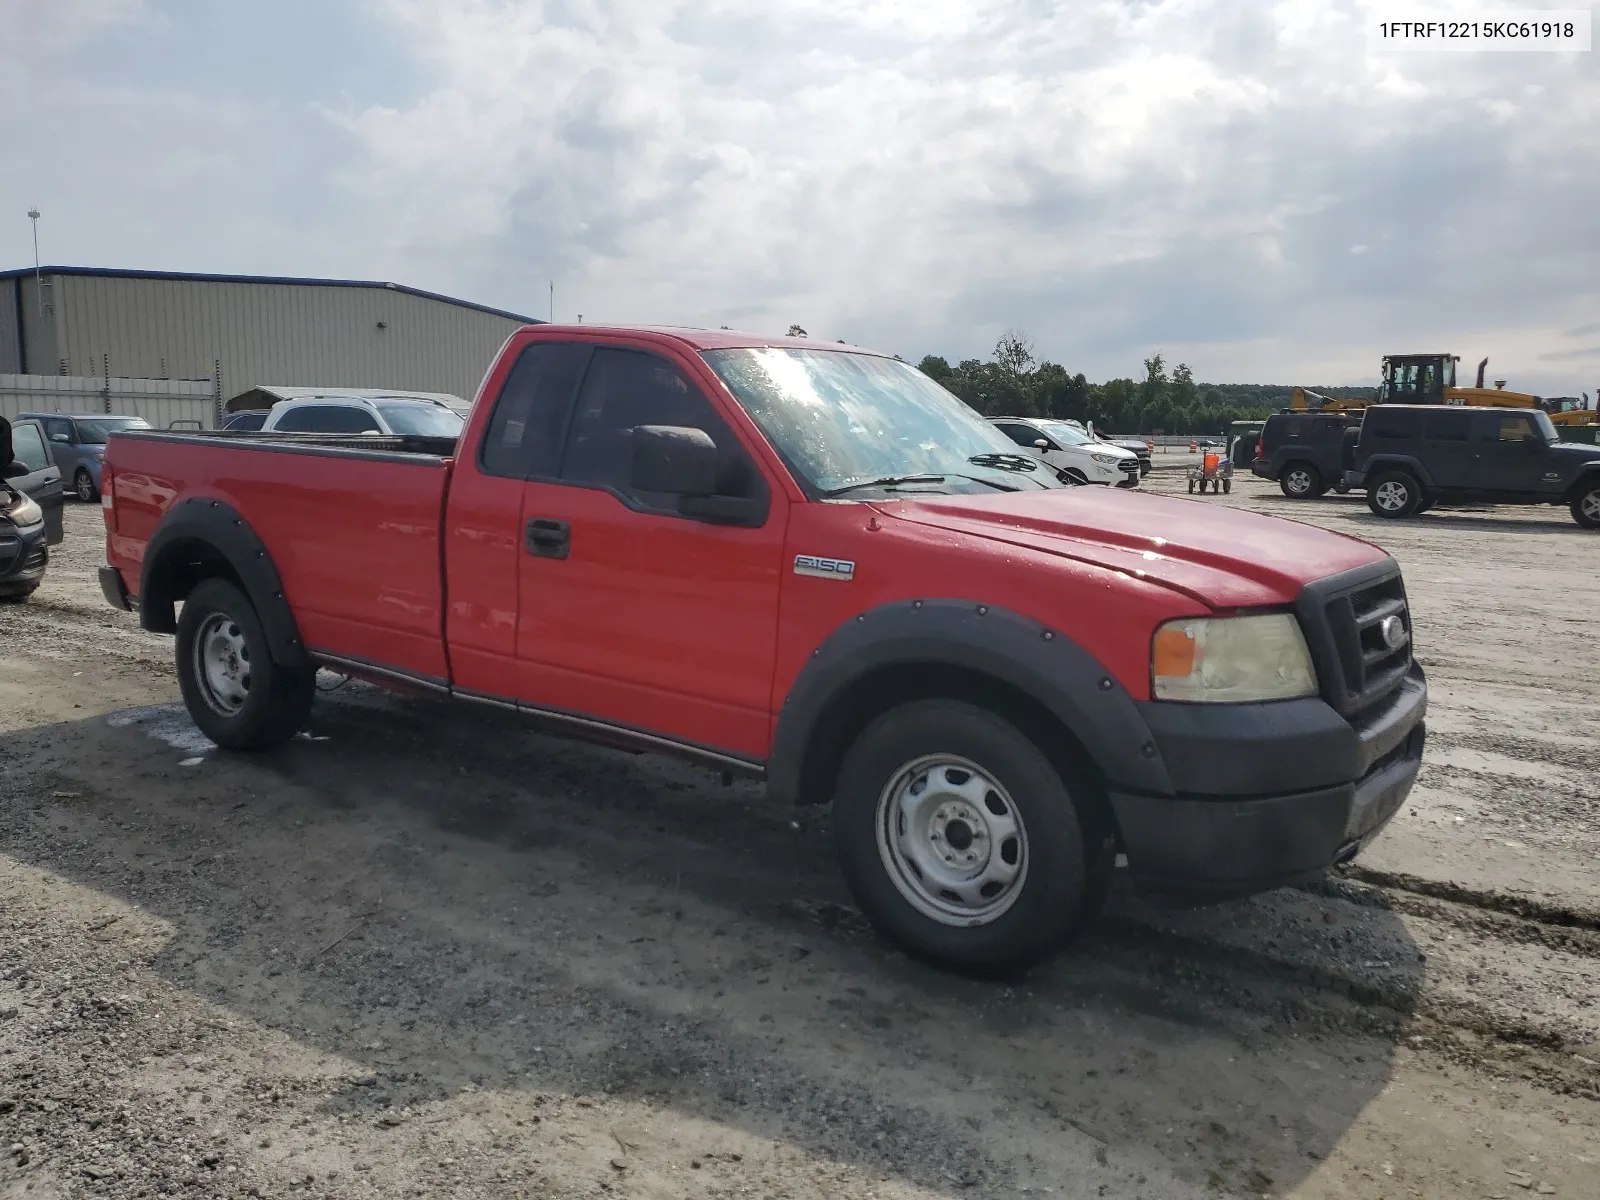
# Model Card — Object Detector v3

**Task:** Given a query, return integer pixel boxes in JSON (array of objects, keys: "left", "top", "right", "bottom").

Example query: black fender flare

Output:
[
  {"left": 1362, "top": 455, "right": 1435, "bottom": 489},
  {"left": 138, "top": 496, "right": 309, "bottom": 669},
  {"left": 767, "top": 598, "right": 1175, "bottom": 806},
  {"left": 1563, "top": 464, "right": 1600, "bottom": 502}
]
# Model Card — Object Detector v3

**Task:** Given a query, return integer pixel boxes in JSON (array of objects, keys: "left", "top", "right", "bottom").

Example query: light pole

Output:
[{"left": 27, "top": 207, "right": 43, "bottom": 326}]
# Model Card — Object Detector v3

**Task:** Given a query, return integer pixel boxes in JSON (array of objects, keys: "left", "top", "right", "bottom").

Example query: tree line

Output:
[{"left": 915, "top": 333, "right": 1370, "bottom": 435}]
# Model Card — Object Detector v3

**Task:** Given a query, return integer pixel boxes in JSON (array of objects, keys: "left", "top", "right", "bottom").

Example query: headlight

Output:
[
  {"left": 1090, "top": 452, "right": 1120, "bottom": 466},
  {"left": 3, "top": 491, "right": 43, "bottom": 528},
  {"left": 1152, "top": 613, "right": 1317, "bottom": 703}
]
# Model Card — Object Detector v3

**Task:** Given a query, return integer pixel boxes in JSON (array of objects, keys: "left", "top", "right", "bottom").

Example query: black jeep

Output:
[
  {"left": 1345, "top": 405, "right": 1600, "bottom": 528},
  {"left": 1251, "top": 412, "right": 1362, "bottom": 498}
]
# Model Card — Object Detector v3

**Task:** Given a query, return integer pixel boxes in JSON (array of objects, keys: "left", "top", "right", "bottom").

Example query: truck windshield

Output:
[
  {"left": 375, "top": 403, "right": 464, "bottom": 438},
  {"left": 702, "top": 347, "right": 1064, "bottom": 494},
  {"left": 77, "top": 417, "right": 151, "bottom": 444}
]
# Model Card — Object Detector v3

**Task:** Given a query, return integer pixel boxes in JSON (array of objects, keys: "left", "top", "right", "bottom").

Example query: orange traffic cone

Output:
[{"left": 1189, "top": 440, "right": 1198, "bottom": 453}]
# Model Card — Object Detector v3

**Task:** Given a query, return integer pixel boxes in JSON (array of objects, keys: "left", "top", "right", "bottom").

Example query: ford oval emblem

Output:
[{"left": 1379, "top": 614, "right": 1409, "bottom": 651}]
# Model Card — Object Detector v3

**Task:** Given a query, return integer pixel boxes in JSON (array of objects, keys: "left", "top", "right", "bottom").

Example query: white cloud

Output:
[{"left": 1, "top": 0, "right": 1595, "bottom": 392}]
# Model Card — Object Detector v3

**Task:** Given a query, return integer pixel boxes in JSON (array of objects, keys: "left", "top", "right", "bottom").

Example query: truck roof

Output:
[{"left": 531, "top": 324, "right": 893, "bottom": 357}]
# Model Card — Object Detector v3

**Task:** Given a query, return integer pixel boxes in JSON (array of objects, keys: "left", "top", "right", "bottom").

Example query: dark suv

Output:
[
  {"left": 1252, "top": 412, "right": 1361, "bottom": 498},
  {"left": 1346, "top": 405, "right": 1600, "bottom": 527}
]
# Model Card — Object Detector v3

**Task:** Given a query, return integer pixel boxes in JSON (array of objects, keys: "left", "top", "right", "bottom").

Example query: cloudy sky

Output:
[{"left": 1, "top": 0, "right": 1596, "bottom": 391}]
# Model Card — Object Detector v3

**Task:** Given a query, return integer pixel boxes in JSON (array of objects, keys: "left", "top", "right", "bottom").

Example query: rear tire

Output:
[
  {"left": 1280, "top": 463, "right": 1320, "bottom": 499},
  {"left": 1573, "top": 482, "right": 1600, "bottom": 529},
  {"left": 1187, "top": 478, "right": 1196, "bottom": 493},
  {"left": 176, "top": 578, "right": 315, "bottom": 750},
  {"left": 1367, "top": 470, "right": 1422, "bottom": 519},
  {"left": 1222, "top": 478, "right": 1232, "bottom": 494},
  {"left": 833, "top": 699, "right": 1110, "bottom": 977}
]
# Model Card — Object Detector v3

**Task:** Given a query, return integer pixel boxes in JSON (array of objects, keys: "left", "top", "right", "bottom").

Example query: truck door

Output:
[
  {"left": 444, "top": 340, "right": 593, "bottom": 700},
  {"left": 1420, "top": 409, "right": 1473, "bottom": 488},
  {"left": 1469, "top": 412, "right": 1549, "bottom": 494},
  {"left": 512, "top": 344, "right": 787, "bottom": 763}
]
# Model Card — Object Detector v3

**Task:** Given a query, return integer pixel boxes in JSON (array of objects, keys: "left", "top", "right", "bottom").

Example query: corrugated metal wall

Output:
[
  {"left": 1, "top": 374, "right": 216, "bottom": 428},
  {"left": 0, "top": 281, "right": 18, "bottom": 374},
  {"left": 51, "top": 275, "right": 526, "bottom": 404}
]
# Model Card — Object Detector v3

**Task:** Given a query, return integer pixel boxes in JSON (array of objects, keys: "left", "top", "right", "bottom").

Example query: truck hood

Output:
[
  {"left": 1550, "top": 442, "right": 1600, "bottom": 463},
  {"left": 874, "top": 487, "right": 1388, "bottom": 609}
]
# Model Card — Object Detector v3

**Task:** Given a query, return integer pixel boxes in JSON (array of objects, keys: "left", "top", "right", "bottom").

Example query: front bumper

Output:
[
  {"left": 0, "top": 520, "right": 50, "bottom": 596},
  {"left": 1108, "top": 665, "right": 1427, "bottom": 897}
]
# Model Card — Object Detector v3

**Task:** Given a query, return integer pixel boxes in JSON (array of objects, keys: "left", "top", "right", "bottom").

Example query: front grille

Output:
[{"left": 1296, "top": 561, "right": 1414, "bottom": 716}]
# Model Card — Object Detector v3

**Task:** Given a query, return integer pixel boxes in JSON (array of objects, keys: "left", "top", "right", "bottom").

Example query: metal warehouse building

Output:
[{"left": 1, "top": 266, "right": 542, "bottom": 420}]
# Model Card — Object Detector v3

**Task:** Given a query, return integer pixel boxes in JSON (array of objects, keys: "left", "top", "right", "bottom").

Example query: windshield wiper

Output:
[
  {"left": 967, "top": 452, "right": 1039, "bottom": 472},
  {"left": 822, "top": 474, "right": 947, "bottom": 497}
]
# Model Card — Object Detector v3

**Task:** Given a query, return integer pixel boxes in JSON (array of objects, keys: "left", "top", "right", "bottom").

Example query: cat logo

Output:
[{"left": 794, "top": 555, "right": 855, "bottom": 581}]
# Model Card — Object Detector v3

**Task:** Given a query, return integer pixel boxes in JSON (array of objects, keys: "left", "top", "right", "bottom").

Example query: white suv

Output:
[
  {"left": 990, "top": 417, "right": 1141, "bottom": 487},
  {"left": 260, "top": 395, "right": 464, "bottom": 438}
]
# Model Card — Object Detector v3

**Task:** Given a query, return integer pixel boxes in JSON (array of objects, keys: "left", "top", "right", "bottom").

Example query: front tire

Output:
[
  {"left": 1280, "top": 463, "right": 1320, "bottom": 499},
  {"left": 75, "top": 469, "right": 99, "bottom": 503},
  {"left": 1063, "top": 468, "right": 1089, "bottom": 485},
  {"left": 1367, "top": 470, "right": 1422, "bottom": 519},
  {"left": 176, "top": 578, "right": 315, "bottom": 749},
  {"left": 833, "top": 699, "right": 1110, "bottom": 976},
  {"left": 1573, "top": 483, "right": 1600, "bottom": 529}
]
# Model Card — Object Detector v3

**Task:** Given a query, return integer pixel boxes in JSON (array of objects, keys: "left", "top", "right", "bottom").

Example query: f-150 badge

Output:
[{"left": 794, "top": 555, "right": 855, "bottom": 581}]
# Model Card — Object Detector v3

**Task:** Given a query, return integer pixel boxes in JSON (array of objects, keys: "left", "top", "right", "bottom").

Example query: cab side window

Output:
[
  {"left": 558, "top": 348, "right": 762, "bottom": 509},
  {"left": 1471, "top": 413, "right": 1537, "bottom": 443},
  {"left": 479, "top": 342, "right": 591, "bottom": 479}
]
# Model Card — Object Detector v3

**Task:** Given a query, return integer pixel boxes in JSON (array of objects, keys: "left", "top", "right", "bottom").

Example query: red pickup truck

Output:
[{"left": 99, "top": 325, "right": 1426, "bottom": 974}]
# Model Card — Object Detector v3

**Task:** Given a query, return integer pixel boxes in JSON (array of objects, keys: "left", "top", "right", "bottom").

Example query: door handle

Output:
[{"left": 524, "top": 518, "right": 571, "bottom": 559}]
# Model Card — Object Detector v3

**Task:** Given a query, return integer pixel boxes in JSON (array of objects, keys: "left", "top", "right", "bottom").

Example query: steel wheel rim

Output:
[
  {"left": 875, "top": 754, "right": 1029, "bottom": 928},
  {"left": 1286, "top": 469, "right": 1311, "bottom": 494},
  {"left": 1583, "top": 491, "right": 1600, "bottom": 521},
  {"left": 194, "top": 612, "right": 251, "bottom": 715},
  {"left": 76, "top": 472, "right": 94, "bottom": 502},
  {"left": 1375, "top": 481, "right": 1409, "bottom": 511}
]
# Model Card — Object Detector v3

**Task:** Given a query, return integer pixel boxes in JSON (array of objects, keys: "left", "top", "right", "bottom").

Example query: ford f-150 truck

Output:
[{"left": 99, "top": 325, "right": 1427, "bottom": 975}]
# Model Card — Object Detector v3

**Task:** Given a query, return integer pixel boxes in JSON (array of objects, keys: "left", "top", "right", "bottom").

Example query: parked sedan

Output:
[
  {"left": 1, "top": 416, "right": 66, "bottom": 600},
  {"left": 18, "top": 411, "right": 151, "bottom": 502}
]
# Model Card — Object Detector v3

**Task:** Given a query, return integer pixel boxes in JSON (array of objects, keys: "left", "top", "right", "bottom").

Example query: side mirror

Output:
[
  {"left": 629, "top": 424, "right": 767, "bottom": 526},
  {"left": 1033, "top": 439, "right": 1050, "bottom": 450},
  {"left": 630, "top": 425, "right": 718, "bottom": 496},
  {"left": 50, "top": 433, "right": 70, "bottom": 444}
]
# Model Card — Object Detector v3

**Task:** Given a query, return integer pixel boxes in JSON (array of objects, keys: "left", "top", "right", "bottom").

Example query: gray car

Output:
[
  {"left": 2, "top": 417, "right": 66, "bottom": 600},
  {"left": 18, "top": 412, "right": 152, "bottom": 502}
]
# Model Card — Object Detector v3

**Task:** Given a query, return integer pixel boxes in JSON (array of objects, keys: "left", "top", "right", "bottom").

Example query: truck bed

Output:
[{"left": 106, "top": 429, "right": 457, "bottom": 684}]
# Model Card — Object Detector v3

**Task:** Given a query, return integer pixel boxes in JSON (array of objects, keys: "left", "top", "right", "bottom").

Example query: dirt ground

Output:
[{"left": 2, "top": 477, "right": 1597, "bottom": 1200}]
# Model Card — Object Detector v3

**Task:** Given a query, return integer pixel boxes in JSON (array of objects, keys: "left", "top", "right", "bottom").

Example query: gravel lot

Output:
[{"left": 3, "top": 481, "right": 1597, "bottom": 1200}]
